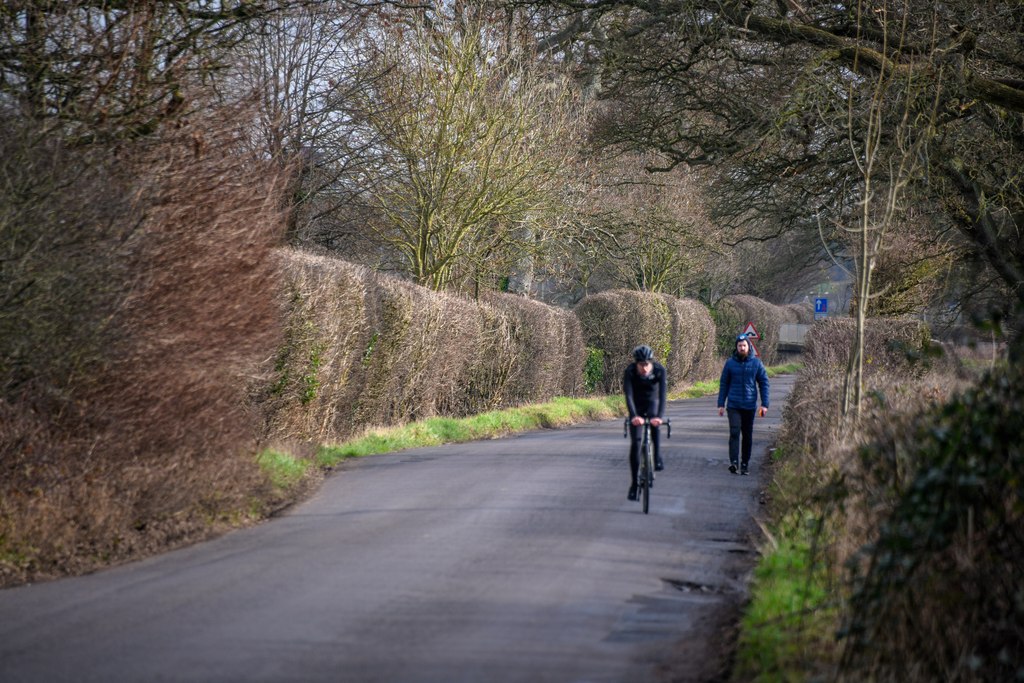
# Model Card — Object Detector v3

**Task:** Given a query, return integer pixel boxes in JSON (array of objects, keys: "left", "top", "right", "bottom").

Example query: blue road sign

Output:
[{"left": 814, "top": 298, "right": 828, "bottom": 314}]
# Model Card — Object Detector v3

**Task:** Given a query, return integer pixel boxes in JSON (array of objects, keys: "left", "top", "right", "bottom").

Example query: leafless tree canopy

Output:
[{"left": 507, "top": 0, "right": 1024, "bottom": 327}]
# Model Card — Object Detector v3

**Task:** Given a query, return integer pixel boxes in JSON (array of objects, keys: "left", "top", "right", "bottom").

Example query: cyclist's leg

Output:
[
  {"left": 650, "top": 425, "right": 663, "bottom": 471},
  {"left": 628, "top": 423, "right": 642, "bottom": 499},
  {"left": 727, "top": 408, "right": 742, "bottom": 472}
]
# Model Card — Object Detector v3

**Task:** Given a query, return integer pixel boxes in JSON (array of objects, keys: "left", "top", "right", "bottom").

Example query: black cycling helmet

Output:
[
  {"left": 632, "top": 345, "right": 654, "bottom": 362},
  {"left": 736, "top": 333, "right": 749, "bottom": 343}
]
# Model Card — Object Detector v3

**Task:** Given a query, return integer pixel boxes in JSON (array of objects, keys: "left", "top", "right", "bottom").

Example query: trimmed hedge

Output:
[
  {"left": 713, "top": 294, "right": 809, "bottom": 365},
  {"left": 574, "top": 289, "right": 717, "bottom": 393},
  {"left": 261, "top": 250, "right": 589, "bottom": 445},
  {"left": 266, "top": 254, "right": 817, "bottom": 447},
  {"left": 574, "top": 290, "right": 670, "bottom": 393},
  {"left": 660, "top": 294, "right": 719, "bottom": 384},
  {"left": 259, "top": 253, "right": 370, "bottom": 443},
  {"left": 480, "top": 292, "right": 586, "bottom": 403},
  {"left": 783, "top": 302, "right": 815, "bottom": 324}
]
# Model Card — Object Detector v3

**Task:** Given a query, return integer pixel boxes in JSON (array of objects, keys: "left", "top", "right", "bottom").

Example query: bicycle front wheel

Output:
[{"left": 642, "top": 431, "right": 652, "bottom": 514}]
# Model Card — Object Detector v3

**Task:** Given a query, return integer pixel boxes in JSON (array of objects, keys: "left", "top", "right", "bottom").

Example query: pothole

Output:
[{"left": 662, "top": 578, "right": 724, "bottom": 594}]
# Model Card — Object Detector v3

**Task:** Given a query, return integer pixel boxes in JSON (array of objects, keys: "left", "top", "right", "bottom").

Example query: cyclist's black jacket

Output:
[{"left": 623, "top": 361, "right": 667, "bottom": 420}]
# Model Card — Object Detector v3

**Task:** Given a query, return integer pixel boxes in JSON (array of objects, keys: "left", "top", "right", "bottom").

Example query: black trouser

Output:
[
  {"left": 628, "top": 423, "right": 661, "bottom": 484},
  {"left": 727, "top": 407, "right": 756, "bottom": 466}
]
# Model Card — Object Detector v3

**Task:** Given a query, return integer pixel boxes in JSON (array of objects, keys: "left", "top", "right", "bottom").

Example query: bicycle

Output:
[{"left": 623, "top": 416, "right": 671, "bottom": 514}]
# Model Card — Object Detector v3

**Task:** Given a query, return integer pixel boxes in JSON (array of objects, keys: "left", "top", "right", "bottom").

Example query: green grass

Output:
[
  {"left": 768, "top": 362, "right": 803, "bottom": 376},
  {"left": 734, "top": 515, "right": 839, "bottom": 682},
  {"left": 669, "top": 378, "right": 720, "bottom": 400},
  {"left": 316, "top": 394, "right": 626, "bottom": 467},
  {"left": 316, "top": 364, "right": 802, "bottom": 467},
  {"left": 257, "top": 449, "right": 308, "bottom": 490}
]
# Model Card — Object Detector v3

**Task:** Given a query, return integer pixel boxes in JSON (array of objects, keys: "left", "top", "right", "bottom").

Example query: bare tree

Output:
[
  {"left": 821, "top": 9, "right": 940, "bottom": 419},
  {"left": 343, "top": 8, "right": 582, "bottom": 291},
  {"left": 561, "top": 153, "right": 720, "bottom": 294},
  {"left": 229, "top": 3, "right": 391, "bottom": 246},
  {"left": 0, "top": 1, "right": 329, "bottom": 139},
  {"left": 511, "top": 0, "right": 1024, "bottom": 336}
]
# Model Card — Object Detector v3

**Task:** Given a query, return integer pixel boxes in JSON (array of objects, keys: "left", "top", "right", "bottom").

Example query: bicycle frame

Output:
[{"left": 623, "top": 417, "right": 671, "bottom": 514}]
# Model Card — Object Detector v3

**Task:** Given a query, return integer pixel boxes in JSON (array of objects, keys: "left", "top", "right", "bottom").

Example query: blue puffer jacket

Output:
[{"left": 717, "top": 353, "right": 769, "bottom": 411}]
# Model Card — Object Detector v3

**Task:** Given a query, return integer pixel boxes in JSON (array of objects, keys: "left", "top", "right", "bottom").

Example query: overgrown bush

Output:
[
  {"left": 802, "top": 316, "right": 932, "bottom": 375},
  {"left": 834, "top": 359, "right": 1023, "bottom": 682},
  {"left": 742, "top": 316, "right": 1019, "bottom": 682},
  {"left": 779, "top": 316, "right": 935, "bottom": 459},
  {"left": 0, "top": 110, "right": 289, "bottom": 586}
]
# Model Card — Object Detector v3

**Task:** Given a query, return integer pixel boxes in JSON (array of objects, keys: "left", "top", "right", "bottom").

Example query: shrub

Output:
[
  {"left": 0, "top": 109, "right": 289, "bottom": 586},
  {"left": 481, "top": 292, "right": 586, "bottom": 404},
  {"left": 802, "top": 316, "right": 932, "bottom": 376},
  {"left": 833, "top": 359, "right": 1023, "bottom": 681},
  {"left": 755, "top": 315, "right": 1012, "bottom": 681},
  {"left": 778, "top": 317, "right": 935, "bottom": 462},
  {"left": 659, "top": 294, "right": 718, "bottom": 382},
  {"left": 257, "top": 252, "right": 374, "bottom": 444},
  {"left": 584, "top": 347, "right": 605, "bottom": 393},
  {"left": 783, "top": 302, "right": 815, "bottom": 324}
]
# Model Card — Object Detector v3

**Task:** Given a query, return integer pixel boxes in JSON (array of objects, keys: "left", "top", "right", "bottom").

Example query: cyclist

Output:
[
  {"left": 623, "top": 345, "right": 667, "bottom": 501},
  {"left": 717, "top": 333, "right": 770, "bottom": 475}
]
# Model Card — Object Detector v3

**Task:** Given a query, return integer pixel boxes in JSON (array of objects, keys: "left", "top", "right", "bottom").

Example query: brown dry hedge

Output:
[
  {"left": 0, "top": 112, "right": 288, "bottom": 586},
  {"left": 574, "top": 289, "right": 717, "bottom": 393},
  {"left": 260, "top": 250, "right": 591, "bottom": 446},
  {"left": 713, "top": 294, "right": 808, "bottom": 365}
]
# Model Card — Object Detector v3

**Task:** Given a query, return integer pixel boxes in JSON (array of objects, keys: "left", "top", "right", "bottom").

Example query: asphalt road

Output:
[{"left": 0, "top": 375, "right": 794, "bottom": 683}]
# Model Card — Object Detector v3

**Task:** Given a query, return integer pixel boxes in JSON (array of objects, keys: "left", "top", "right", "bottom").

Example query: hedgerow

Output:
[{"left": 740, "top": 316, "right": 1019, "bottom": 682}]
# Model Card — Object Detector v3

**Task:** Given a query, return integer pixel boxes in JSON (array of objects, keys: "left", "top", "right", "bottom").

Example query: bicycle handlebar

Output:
[{"left": 623, "top": 417, "right": 671, "bottom": 439}]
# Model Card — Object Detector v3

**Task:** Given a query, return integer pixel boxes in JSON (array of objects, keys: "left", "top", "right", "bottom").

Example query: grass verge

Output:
[
  {"left": 768, "top": 362, "right": 802, "bottom": 377},
  {"left": 300, "top": 364, "right": 801, "bottom": 471},
  {"left": 265, "top": 363, "right": 799, "bottom": 498},
  {"left": 257, "top": 449, "right": 308, "bottom": 490},
  {"left": 733, "top": 512, "right": 839, "bottom": 682},
  {"left": 669, "top": 378, "right": 720, "bottom": 400},
  {"left": 316, "top": 394, "right": 626, "bottom": 466}
]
